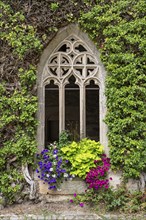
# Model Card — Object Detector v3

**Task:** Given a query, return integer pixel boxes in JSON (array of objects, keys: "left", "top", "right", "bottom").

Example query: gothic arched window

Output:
[{"left": 37, "top": 25, "right": 107, "bottom": 150}]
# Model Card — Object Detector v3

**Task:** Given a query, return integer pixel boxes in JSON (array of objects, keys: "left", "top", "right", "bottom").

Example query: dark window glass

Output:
[
  {"left": 86, "top": 80, "right": 99, "bottom": 141},
  {"left": 65, "top": 75, "right": 80, "bottom": 141},
  {"left": 45, "top": 81, "right": 59, "bottom": 145}
]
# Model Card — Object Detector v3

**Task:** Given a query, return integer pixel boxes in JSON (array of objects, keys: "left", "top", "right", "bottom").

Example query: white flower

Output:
[
  {"left": 46, "top": 174, "right": 50, "bottom": 177},
  {"left": 49, "top": 168, "right": 53, "bottom": 171},
  {"left": 53, "top": 162, "right": 56, "bottom": 165},
  {"left": 64, "top": 173, "right": 68, "bottom": 178},
  {"left": 57, "top": 188, "right": 61, "bottom": 191},
  {"left": 52, "top": 174, "right": 56, "bottom": 178},
  {"left": 72, "top": 174, "right": 75, "bottom": 178},
  {"left": 53, "top": 154, "right": 57, "bottom": 158}
]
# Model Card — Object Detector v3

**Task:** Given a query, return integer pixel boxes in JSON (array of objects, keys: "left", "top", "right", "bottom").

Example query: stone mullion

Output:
[
  {"left": 59, "top": 83, "right": 65, "bottom": 134},
  {"left": 80, "top": 83, "right": 86, "bottom": 139}
]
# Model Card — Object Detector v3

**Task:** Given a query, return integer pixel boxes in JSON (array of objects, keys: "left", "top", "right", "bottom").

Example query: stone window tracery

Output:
[
  {"left": 46, "top": 35, "right": 99, "bottom": 81},
  {"left": 43, "top": 35, "right": 100, "bottom": 142}
]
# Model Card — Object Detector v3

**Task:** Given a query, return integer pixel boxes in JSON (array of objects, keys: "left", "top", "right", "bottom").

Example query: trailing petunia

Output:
[{"left": 36, "top": 143, "right": 74, "bottom": 190}]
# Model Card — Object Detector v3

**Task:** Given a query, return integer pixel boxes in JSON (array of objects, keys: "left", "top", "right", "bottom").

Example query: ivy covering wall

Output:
[
  {"left": 0, "top": 0, "right": 92, "bottom": 204},
  {"left": 79, "top": 0, "right": 146, "bottom": 179},
  {"left": 0, "top": 0, "right": 146, "bottom": 203}
]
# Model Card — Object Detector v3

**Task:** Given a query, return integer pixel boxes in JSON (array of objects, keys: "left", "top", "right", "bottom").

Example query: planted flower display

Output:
[
  {"left": 36, "top": 131, "right": 111, "bottom": 202},
  {"left": 36, "top": 143, "right": 74, "bottom": 190},
  {"left": 69, "top": 154, "right": 112, "bottom": 207}
]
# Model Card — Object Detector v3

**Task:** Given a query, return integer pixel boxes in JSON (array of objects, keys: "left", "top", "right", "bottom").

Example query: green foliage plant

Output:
[
  {"left": 0, "top": 66, "right": 38, "bottom": 203},
  {"left": 50, "top": 2, "right": 59, "bottom": 11},
  {"left": 0, "top": 169, "right": 24, "bottom": 204},
  {"left": 0, "top": 1, "right": 42, "bottom": 203},
  {"left": 0, "top": 1, "right": 42, "bottom": 59},
  {"left": 74, "top": 186, "right": 146, "bottom": 213},
  {"left": 61, "top": 138, "right": 103, "bottom": 178},
  {"left": 58, "top": 130, "right": 71, "bottom": 148}
]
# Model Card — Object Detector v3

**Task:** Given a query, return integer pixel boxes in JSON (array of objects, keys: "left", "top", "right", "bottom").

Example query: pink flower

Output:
[
  {"left": 70, "top": 199, "right": 73, "bottom": 203},
  {"left": 110, "top": 177, "right": 113, "bottom": 180}
]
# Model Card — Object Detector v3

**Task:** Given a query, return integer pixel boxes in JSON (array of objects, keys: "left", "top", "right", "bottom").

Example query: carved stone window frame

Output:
[{"left": 37, "top": 24, "right": 108, "bottom": 153}]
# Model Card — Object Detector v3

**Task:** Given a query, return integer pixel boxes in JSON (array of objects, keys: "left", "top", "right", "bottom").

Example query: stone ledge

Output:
[
  {"left": 0, "top": 213, "right": 146, "bottom": 220},
  {"left": 0, "top": 214, "right": 101, "bottom": 220}
]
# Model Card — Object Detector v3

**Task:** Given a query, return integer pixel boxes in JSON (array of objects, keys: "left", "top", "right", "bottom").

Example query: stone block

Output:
[
  {"left": 109, "top": 170, "right": 122, "bottom": 189},
  {"left": 38, "top": 179, "right": 87, "bottom": 195},
  {"left": 126, "top": 175, "right": 146, "bottom": 192}
]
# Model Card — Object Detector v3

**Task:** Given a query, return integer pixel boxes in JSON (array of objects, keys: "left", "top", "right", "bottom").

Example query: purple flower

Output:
[
  {"left": 70, "top": 199, "right": 74, "bottom": 203},
  {"left": 79, "top": 203, "right": 84, "bottom": 207},
  {"left": 53, "top": 149, "right": 58, "bottom": 154},
  {"left": 49, "top": 185, "right": 56, "bottom": 189},
  {"left": 61, "top": 169, "right": 66, "bottom": 173},
  {"left": 36, "top": 145, "right": 71, "bottom": 190},
  {"left": 74, "top": 193, "right": 77, "bottom": 197}
]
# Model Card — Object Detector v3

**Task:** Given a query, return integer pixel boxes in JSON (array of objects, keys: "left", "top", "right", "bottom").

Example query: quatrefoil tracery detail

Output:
[{"left": 46, "top": 35, "right": 99, "bottom": 80}]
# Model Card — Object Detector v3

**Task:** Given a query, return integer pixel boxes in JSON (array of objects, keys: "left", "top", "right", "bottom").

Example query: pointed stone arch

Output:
[{"left": 37, "top": 24, "right": 108, "bottom": 153}]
